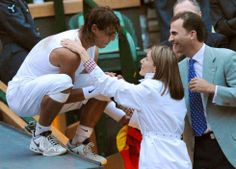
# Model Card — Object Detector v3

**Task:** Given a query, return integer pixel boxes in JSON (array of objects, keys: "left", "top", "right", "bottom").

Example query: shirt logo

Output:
[
  {"left": 8, "top": 4, "right": 16, "bottom": 13},
  {"left": 81, "top": 128, "right": 88, "bottom": 132},
  {"left": 33, "top": 140, "right": 43, "bottom": 152},
  {"left": 88, "top": 89, "right": 95, "bottom": 93}
]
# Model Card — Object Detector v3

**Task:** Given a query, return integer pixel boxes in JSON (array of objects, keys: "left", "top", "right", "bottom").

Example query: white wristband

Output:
[
  {"left": 104, "top": 101, "right": 126, "bottom": 122},
  {"left": 82, "top": 86, "right": 97, "bottom": 99}
]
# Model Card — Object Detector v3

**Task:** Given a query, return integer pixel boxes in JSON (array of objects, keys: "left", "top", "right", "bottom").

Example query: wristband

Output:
[
  {"left": 104, "top": 101, "right": 126, "bottom": 122},
  {"left": 82, "top": 86, "right": 97, "bottom": 99}
]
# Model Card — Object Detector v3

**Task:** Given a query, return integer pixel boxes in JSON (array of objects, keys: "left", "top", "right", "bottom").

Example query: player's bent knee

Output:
[
  {"left": 49, "top": 74, "right": 73, "bottom": 103},
  {"left": 60, "top": 74, "right": 73, "bottom": 85}
]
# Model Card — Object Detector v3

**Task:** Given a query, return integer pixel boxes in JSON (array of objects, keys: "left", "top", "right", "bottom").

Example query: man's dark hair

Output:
[
  {"left": 171, "top": 11, "right": 206, "bottom": 42},
  {"left": 82, "top": 6, "right": 121, "bottom": 40}
]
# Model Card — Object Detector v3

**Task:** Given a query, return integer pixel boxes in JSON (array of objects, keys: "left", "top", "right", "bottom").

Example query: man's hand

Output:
[
  {"left": 119, "top": 115, "right": 131, "bottom": 126},
  {"left": 117, "top": 74, "right": 124, "bottom": 80},
  {"left": 117, "top": 104, "right": 134, "bottom": 117},
  {"left": 189, "top": 78, "right": 215, "bottom": 94}
]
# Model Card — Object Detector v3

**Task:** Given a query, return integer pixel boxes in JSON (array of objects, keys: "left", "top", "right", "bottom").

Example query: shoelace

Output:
[
  {"left": 47, "top": 135, "right": 60, "bottom": 146},
  {"left": 39, "top": 131, "right": 59, "bottom": 146},
  {"left": 83, "top": 142, "right": 95, "bottom": 155}
]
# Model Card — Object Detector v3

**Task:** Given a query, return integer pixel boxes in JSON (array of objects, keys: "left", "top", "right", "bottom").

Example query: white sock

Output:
[
  {"left": 35, "top": 123, "right": 51, "bottom": 136},
  {"left": 104, "top": 101, "right": 126, "bottom": 122},
  {"left": 72, "top": 125, "right": 93, "bottom": 145}
]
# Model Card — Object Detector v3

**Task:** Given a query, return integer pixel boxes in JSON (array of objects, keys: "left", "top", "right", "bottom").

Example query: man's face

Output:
[
  {"left": 92, "top": 24, "right": 116, "bottom": 48},
  {"left": 169, "top": 19, "right": 191, "bottom": 56}
]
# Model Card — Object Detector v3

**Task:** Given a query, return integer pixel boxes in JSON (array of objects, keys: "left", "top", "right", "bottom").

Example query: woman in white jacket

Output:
[{"left": 61, "top": 39, "right": 192, "bottom": 169}]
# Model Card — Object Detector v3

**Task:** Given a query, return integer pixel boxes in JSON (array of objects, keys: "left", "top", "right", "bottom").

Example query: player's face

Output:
[{"left": 92, "top": 24, "right": 117, "bottom": 48}]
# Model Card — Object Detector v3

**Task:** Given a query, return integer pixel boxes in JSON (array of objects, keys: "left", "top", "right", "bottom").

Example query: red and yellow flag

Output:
[{"left": 116, "top": 125, "right": 142, "bottom": 169}]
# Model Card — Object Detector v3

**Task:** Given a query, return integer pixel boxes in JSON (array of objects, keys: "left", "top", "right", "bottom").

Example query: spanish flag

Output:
[{"left": 116, "top": 125, "right": 142, "bottom": 169}]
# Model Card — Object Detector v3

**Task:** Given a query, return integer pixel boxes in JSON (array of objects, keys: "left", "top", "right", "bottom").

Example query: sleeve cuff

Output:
[{"left": 212, "top": 85, "right": 218, "bottom": 103}]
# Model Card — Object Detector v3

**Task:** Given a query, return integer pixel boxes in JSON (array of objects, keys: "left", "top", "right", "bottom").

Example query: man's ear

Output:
[
  {"left": 199, "top": 11, "right": 202, "bottom": 18},
  {"left": 91, "top": 24, "right": 99, "bottom": 33},
  {"left": 190, "top": 30, "right": 197, "bottom": 40}
]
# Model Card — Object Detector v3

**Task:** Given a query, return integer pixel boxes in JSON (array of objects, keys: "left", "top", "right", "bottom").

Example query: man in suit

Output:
[
  {"left": 0, "top": 0, "right": 41, "bottom": 84},
  {"left": 174, "top": 0, "right": 228, "bottom": 49},
  {"left": 169, "top": 12, "right": 236, "bottom": 169},
  {"left": 154, "top": 0, "right": 212, "bottom": 43},
  {"left": 162, "top": 0, "right": 228, "bottom": 61}
]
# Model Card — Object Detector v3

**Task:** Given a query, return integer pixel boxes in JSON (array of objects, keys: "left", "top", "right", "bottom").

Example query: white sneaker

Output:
[
  {"left": 30, "top": 131, "right": 67, "bottom": 156},
  {"left": 68, "top": 142, "right": 107, "bottom": 165}
]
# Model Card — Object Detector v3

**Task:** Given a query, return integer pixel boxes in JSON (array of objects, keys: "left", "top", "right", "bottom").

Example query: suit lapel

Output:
[
  {"left": 182, "top": 60, "right": 189, "bottom": 107},
  {"left": 179, "top": 59, "right": 191, "bottom": 121},
  {"left": 203, "top": 45, "right": 217, "bottom": 105}
]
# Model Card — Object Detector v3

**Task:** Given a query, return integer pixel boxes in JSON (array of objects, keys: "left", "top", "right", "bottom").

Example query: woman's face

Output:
[{"left": 139, "top": 50, "right": 156, "bottom": 76}]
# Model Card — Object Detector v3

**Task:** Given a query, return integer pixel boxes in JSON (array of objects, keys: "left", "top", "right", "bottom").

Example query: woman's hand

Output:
[
  {"left": 105, "top": 72, "right": 117, "bottom": 77},
  {"left": 105, "top": 72, "right": 124, "bottom": 80},
  {"left": 61, "top": 39, "right": 90, "bottom": 62}
]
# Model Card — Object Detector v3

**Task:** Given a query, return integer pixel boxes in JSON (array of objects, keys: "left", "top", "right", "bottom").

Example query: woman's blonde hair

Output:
[{"left": 151, "top": 45, "right": 184, "bottom": 100}]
